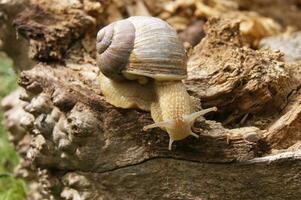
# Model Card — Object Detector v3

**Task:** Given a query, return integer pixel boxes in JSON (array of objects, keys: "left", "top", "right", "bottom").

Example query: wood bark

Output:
[{"left": 1, "top": 0, "right": 301, "bottom": 199}]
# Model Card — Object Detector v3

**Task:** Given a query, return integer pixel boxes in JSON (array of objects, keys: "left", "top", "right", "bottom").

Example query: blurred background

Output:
[{"left": 0, "top": 54, "right": 26, "bottom": 199}]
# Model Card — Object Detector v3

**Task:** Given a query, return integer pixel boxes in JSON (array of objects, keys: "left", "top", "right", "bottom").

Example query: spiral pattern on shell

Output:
[
  {"left": 96, "top": 16, "right": 187, "bottom": 81},
  {"left": 96, "top": 19, "right": 135, "bottom": 80}
]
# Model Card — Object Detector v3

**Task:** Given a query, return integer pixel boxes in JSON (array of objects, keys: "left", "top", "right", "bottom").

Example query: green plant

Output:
[
  {"left": 0, "top": 54, "right": 27, "bottom": 200},
  {"left": 0, "top": 175, "right": 26, "bottom": 200}
]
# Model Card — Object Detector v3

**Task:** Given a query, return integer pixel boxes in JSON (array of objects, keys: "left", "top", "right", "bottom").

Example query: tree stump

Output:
[{"left": 1, "top": 0, "right": 301, "bottom": 199}]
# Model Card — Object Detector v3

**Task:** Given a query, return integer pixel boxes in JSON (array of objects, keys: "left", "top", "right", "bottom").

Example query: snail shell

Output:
[
  {"left": 96, "top": 16, "right": 217, "bottom": 150},
  {"left": 96, "top": 16, "right": 187, "bottom": 81}
]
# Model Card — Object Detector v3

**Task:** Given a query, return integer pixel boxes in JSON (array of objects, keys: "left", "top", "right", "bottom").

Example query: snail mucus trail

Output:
[{"left": 97, "top": 16, "right": 217, "bottom": 150}]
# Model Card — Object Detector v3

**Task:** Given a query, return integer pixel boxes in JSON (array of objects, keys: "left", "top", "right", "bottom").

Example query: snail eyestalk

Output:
[{"left": 183, "top": 107, "right": 218, "bottom": 125}]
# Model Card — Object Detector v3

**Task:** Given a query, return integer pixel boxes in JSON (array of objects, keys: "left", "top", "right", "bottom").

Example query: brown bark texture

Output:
[{"left": 1, "top": 0, "right": 301, "bottom": 199}]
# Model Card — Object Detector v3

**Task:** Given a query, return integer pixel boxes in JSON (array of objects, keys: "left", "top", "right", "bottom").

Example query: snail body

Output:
[{"left": 97, "top": 16, "right": 217, "bottom": 150}]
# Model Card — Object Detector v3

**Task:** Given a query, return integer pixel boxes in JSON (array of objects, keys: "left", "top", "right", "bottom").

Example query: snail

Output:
[{"left": 96, "top": 16, "right": 217, "bottom": 150}]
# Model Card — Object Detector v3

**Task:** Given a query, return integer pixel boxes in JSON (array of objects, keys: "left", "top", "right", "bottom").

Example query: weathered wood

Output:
[
  {"left": 60, "top": 154, "right": 301, "bottom": 200},
  {"left": 1, "top": 0, "right": 301, "bottom": 199},
  {"left": 185, "top": 18, "right": 297, "bottom": 125},
  {"left": 18, "top": 63, "right": 259, "bottom": 171}
]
